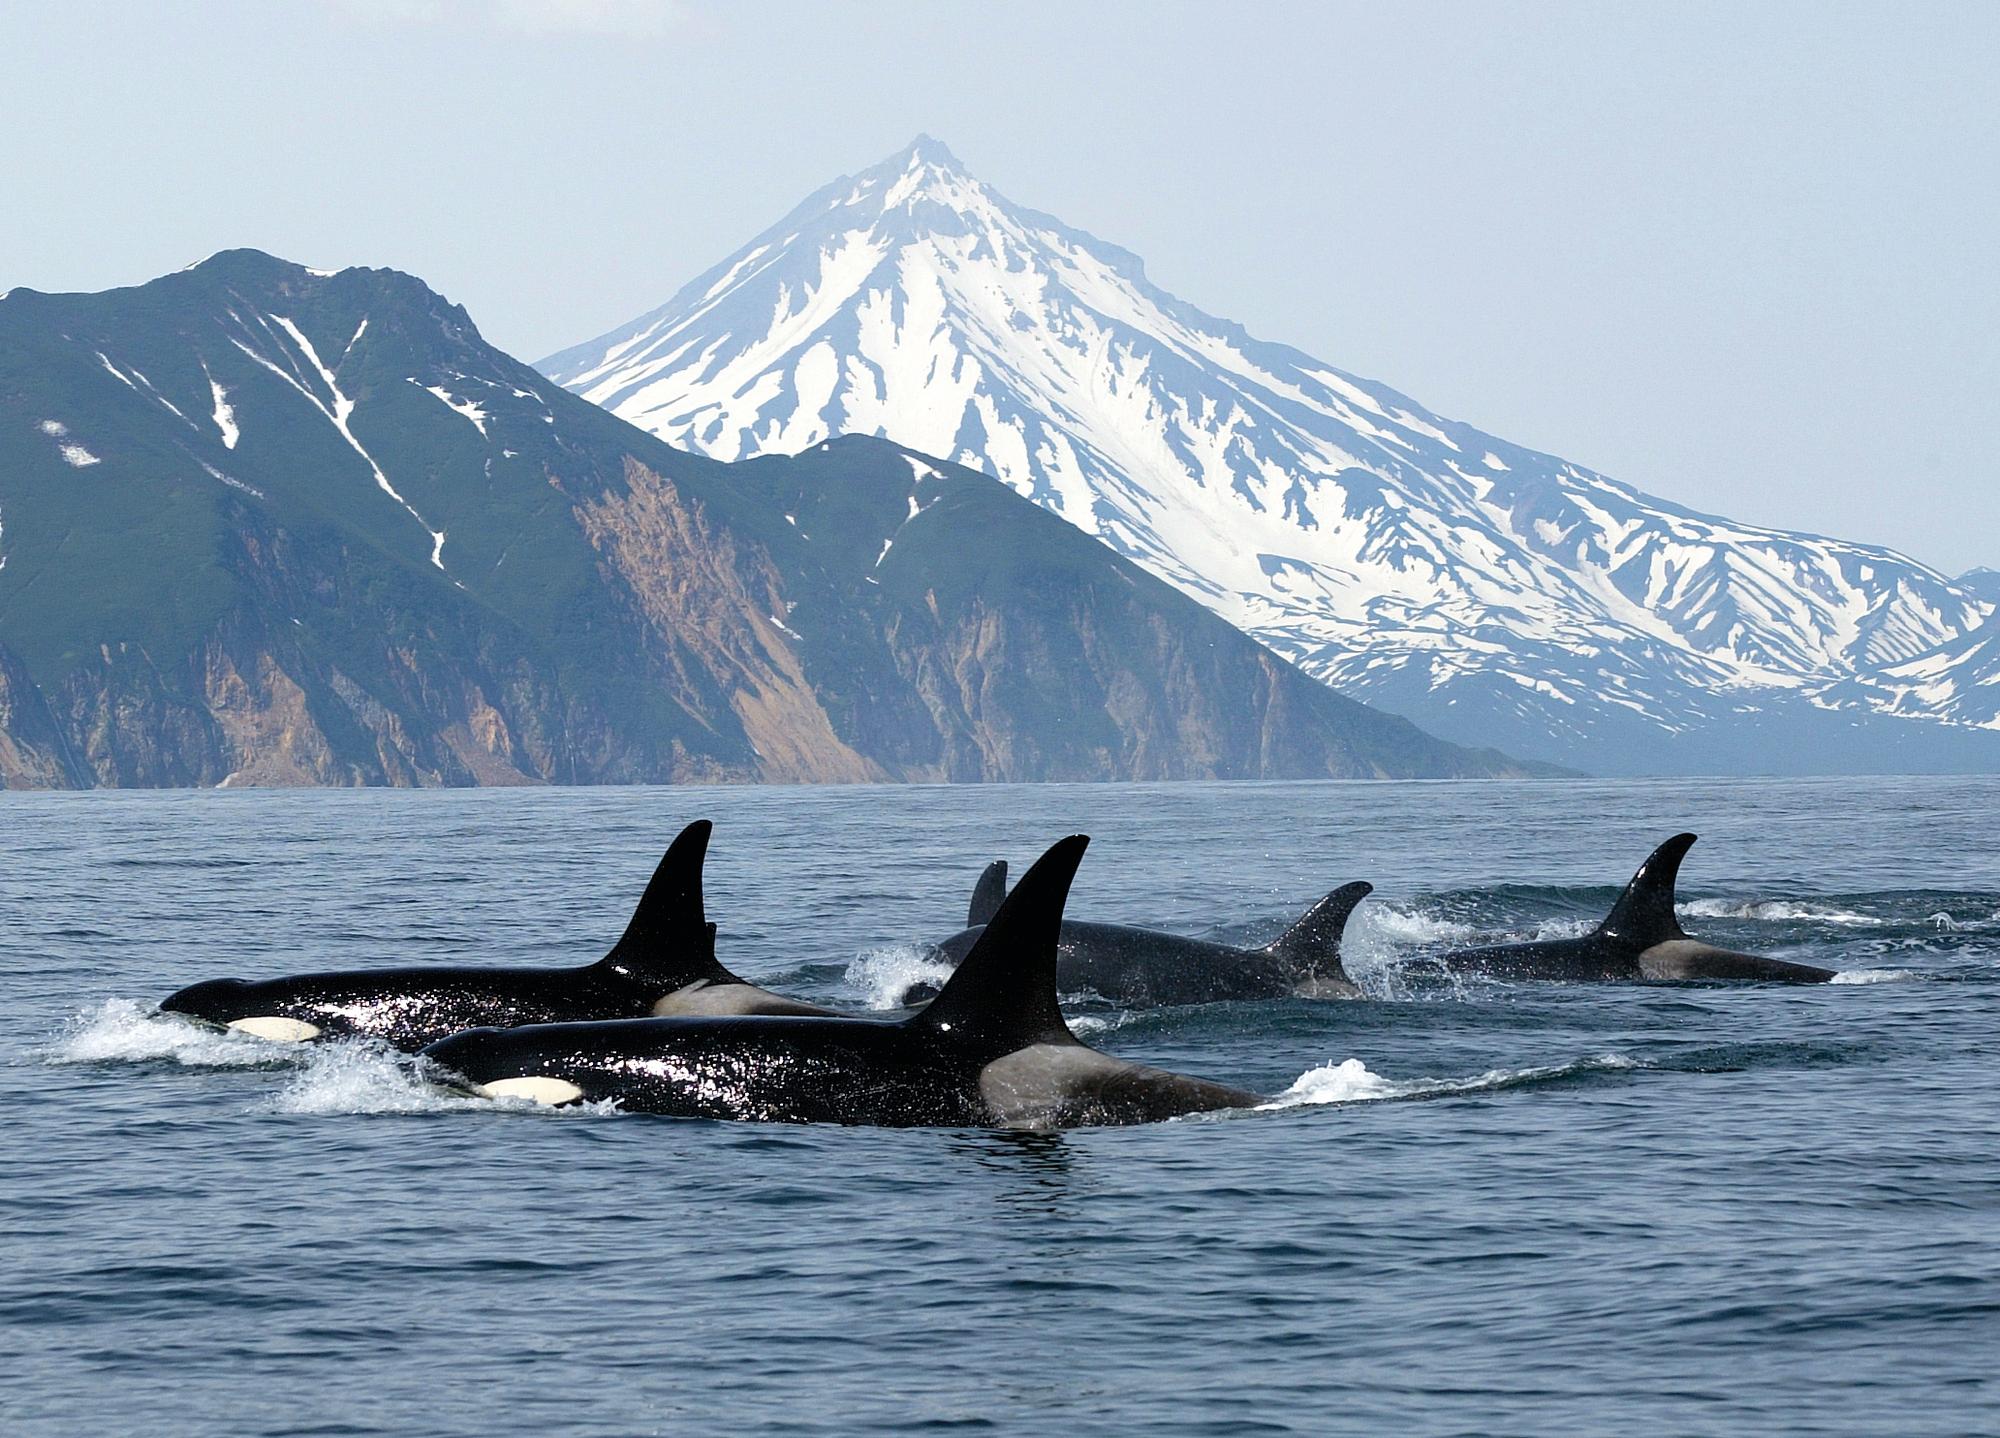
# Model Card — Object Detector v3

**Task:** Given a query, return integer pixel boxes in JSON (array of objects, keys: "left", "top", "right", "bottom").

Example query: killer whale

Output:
[
  {"left": 895, "top": 860, "right": 1373, "bottom": 1008},
  {"left": 422, "top": 836, "right": 1267, "bottom": 1128},
  {"left": 1431, "top": 833, "right": 1835, "bottom": 984},
  {"left": 159, "top": 820, "right": 843, "bottom": 1051}
]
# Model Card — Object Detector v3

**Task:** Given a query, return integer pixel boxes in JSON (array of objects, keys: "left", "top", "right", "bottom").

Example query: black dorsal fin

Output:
[
  {"left": 911, "top": 836, "right": 1087, "bottom": 1052},
  {"left": 593, "top": 820, "right": 738, "bottom": 990},
  {"left": 1262, "top": 881, "right": 1373, "bottom": 981},
  {"left": 967, "top": 860, "right": 1009, "bottom": 927},
  {"left": 1597, "top": 833, "right": 1696, "bottom": 947}
]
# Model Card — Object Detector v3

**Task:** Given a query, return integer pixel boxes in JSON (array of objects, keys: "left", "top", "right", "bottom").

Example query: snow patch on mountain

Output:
[
  {"left": 96, "top": 352, "right": 139, "bottom": 393},
  {"left": 41, "top": 418, "right": 102, "bottom": 468},
  {"left": 198, "top": 459, "right": 264, "bottom": 499},
  {"left": 1818, "top": 615, "right": 2000, "bottom": 732},
  {"left": 200, "top": 362, "right": 240, "bottom": 449},
  {"left": 411, "top": 380, "right": 490, "bottom": 436},
  {"left": 225, "top": 310, "right": 448, "bottom": 568}
]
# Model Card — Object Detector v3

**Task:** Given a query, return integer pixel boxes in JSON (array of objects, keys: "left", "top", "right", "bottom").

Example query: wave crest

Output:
[
  {"left": 1262, "top": 1052, "right": 1643, "bottom": 1110},
  {"left": 1679, "top": 898, "right": 1882, "bottom": 927}
]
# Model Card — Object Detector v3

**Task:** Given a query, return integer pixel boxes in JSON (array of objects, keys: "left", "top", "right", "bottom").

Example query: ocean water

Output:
[{"left": 3, "top": 777, "right": 1997, "bottom": 1436}]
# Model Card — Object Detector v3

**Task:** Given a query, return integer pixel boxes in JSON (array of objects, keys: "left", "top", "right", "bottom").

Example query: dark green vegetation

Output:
[{"left": 0, "top": 252, "right": 1548, "bottom": 787}]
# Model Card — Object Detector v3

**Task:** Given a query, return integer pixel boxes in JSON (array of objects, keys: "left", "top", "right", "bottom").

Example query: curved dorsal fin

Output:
[
  {"left": 594, "top": 820, "right": 738, "bottom": 990},
  {"left": 1262, "top": 881, "right": 1373, "bottom": 981},
  {"left": 967, "top": 860, "right": 1009, "bottom": 927},
  {"left": 1597, "top": 833, "right": 1696, "bottom": 947},
  {"left": 911, "top": 836, "right": 1087, "bottom": 1053}
]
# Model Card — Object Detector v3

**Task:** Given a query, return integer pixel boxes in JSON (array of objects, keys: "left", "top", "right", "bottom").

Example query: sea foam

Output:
[
  {"left": 267, "top": 1044, "right": 630, "bottom": 1118},
  {"left": 1348, "top": 903, "right": 1480, "bottom": 947},
  {"left": 266, "top": 1042, "right": 485, "bottom": 1115},
  {"left": 1261, "top": 1052, "right": 1643, "bottom": 1110},
  {"left": 1679, "top": 898, "right": 1882, "bottom": 927},
  {"left": 45, "top": 998, "right": 301, "bottom": 1068}
]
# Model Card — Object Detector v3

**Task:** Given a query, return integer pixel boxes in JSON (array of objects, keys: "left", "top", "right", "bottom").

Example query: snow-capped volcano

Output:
[{"left": 542, "top": 137, "right": 1996, "bottom": 771}]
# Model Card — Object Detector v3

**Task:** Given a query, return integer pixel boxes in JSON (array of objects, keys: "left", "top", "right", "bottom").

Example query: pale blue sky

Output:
[{"left": 3, "top": 1, "right": 1993, "bottom": 573}]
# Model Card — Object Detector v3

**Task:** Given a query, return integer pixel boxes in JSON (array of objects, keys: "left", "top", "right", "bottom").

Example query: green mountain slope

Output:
[{"left": 0, "top": 252, "right": 1552, "bottom": 787}]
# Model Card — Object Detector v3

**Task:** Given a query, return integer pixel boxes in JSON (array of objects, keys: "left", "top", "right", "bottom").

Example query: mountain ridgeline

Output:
[
  {"left": 0, "top": 251, "right": 1539, "bottom": 788},
  {"left": 542, "top": 138, "right": 2000, "bottom": 775}
]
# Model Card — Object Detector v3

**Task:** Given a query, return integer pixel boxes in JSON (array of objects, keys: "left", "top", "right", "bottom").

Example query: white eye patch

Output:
[
  {"left": 226, "top": 1016, "right": 323, "bottom": 1042},
  {"left": 477, "top": 1076, "right": 583, "bottom": 1106}
]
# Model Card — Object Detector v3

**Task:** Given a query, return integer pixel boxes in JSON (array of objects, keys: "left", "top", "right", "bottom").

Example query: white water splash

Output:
[
  {"left": 1260, "top": 1058, "right": 1400, "bottom": 1106},
  {"left": 1067, "top": 1010, "right": 1142, "bottom": 1038},
  {"left": 266, "top": 1043, "right": 486, "bottom": 1115},
  {"left": 1351, "top": 903, "right": 1480, "bottom": 947},
  {"left": 1337, "top": 904, "right": 1481, "bottom": 989},
  {"left": 844, "top": 942, "right": 954, "bottom": 1010},
  {"left": 1352, "top": 910, "right": 1593, "bottom": 995},
  {"left": 45, "top": 999, "right": 299, "bottom": 1068},
  {"left": 1679, "top": 898, "right": 1883, "bottom": 927},
  {"left": 269, "top": 1047, "right": 626, "bottom": 1118},
  {"left": 1261, "top": 1052, "right": 1643, "bottom": 1110},
  {"left": 1830, "top": 969, "right": 1917, "bottom": 985}
]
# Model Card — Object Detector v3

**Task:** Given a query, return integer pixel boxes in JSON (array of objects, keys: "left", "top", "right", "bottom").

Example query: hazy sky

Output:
[{"left": 4, "top": 1, "right": 1994, "bottom": 573}]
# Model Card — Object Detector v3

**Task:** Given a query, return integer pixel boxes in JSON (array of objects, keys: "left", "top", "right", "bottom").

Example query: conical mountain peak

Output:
[
  {"left": 539, "top": 146, "right": 1999, "bottom": 772},
  {"left": 835, "top": 133, "right": 993, "bottom": 222},
  {"left": 899, "top": 133, "right": 961, "bottom": 170}
]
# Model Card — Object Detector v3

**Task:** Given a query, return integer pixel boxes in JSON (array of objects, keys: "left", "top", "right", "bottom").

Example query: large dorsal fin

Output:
[
  {"left": 967, "top": 860, "right": 1009, "bottom": 927},
  {"left": 1597, "top": 833, "right": 1696, "bottom": 947},
  {"left": 1262, "top": 881, "right": 1373, "bottom": 982},
  {"left": 911, "top": 836, "right": 1087, "bottom": 1052},
  {"left": 593, "top": 820, "right": 738, "bottom": 990}
]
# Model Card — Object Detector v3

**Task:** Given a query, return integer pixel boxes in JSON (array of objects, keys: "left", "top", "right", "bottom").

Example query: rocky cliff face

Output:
[
  {"left": 0, "top": 252, "right": 1548, "bottom": 787},
  {"left": 718, "top": 438, "right": 1532, "bottom": 781},
  {"left": 36, "top": 507, "right": 578, "bottom": 789},
  {"left": 573, "top": 459, "right": 886, "bottom": 784},
  {"left": 0, "top": 639, "right": 73, "bottom": 788}
]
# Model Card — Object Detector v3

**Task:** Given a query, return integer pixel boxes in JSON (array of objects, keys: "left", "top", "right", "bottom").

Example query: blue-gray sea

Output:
[{"left": 3, "top": 777, "right": 1997, "bottom": 1436}]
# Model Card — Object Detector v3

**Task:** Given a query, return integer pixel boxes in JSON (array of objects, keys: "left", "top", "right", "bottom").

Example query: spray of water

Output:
[
  {"left": 844, "top": 943, "right": 955, "bottom": 1010},
  {"left": 45, "top": 999, "right": 303, "bottom": 1068},
  {"left": 1262, "top": 1052, "right": 1643, "bottom": 1111}
]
